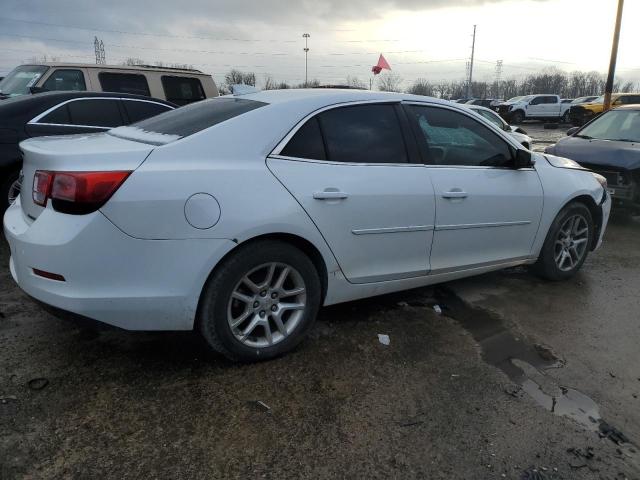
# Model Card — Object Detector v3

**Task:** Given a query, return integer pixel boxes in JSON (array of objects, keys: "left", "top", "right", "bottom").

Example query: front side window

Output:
[
  {"left": 530, "top": 96, "right": 544, "bottom": 105},
  {"left": 42, "top": 69, "right": 86, "bottom": 92},
  {"left": 99, "top": 72, "right": 150, "bottom": 96},
  {"left": 0, "top": 65, "right": 48, "bottom": 97},
  {"left": 408, "top": 105, "right": 514, "bottom": 167},
  {"left": 161, "top": 76, "right": 205, "bottom": 105},
  {"left": 67, "top": 99, "right": 123, "bottom": 127}
]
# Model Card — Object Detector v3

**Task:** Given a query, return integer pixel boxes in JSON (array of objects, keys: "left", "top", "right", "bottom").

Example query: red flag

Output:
[{"left": 372, "top": 54, "right": 391, "bottom": 75}]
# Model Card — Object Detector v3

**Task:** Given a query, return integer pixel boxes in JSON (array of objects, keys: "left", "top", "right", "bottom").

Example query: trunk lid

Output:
[{"left": 19, "top": 132, "right": 154, "bottom": 221}]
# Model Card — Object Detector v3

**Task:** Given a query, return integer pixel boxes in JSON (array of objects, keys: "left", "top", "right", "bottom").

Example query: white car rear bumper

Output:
[{"left": 3, "top": 199, "right": 235, "bottom": 330}]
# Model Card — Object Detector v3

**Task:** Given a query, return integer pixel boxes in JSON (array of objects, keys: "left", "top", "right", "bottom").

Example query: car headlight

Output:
[{"left": 592, "top": 172, "right": 607, "bottom": 190}]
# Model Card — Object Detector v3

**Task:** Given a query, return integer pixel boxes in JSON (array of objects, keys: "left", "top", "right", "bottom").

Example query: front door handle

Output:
[
  {"left": 313, "top": 190, "right": 349, "bottom": 200},
  {"left": 442, "top": 189, "right": 468, "bottom": 199}
]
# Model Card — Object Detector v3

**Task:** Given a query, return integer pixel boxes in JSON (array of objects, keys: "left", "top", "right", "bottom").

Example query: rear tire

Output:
[
  {"left": 532, "top": 202, "right": 594, "bottom": 281},
  {"left": 0, "top": 169, "right": 20, "bottom": 213},
  {"left": 198, "top": 240, "right": 321, "bottom": 362}
]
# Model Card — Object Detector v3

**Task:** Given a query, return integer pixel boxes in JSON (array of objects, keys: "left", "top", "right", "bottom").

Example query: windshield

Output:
[
  {"left": 572, "top": 96, "right": 595, "bottom": 104},
  {"left": 0, "top": 65, "right": 49, "bottom": 97},
  {"left": 473, "top": 108, "right": 505, "bottom": 129},
  {"left": 578, "top": 109, "right": 640, "bottom": 142},
  {"left": 590, "top": 96, "right": 604, "bottom": 104},
  {"left": 506, "top": 96, "right": 523, "bottom": 102}
]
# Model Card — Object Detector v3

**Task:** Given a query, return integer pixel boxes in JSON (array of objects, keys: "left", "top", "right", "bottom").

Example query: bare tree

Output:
[
  {"left": 406, "top": 78, "right": 435, "bottom": 97},
  {"left": 345, "top": 75, "right": 366, "bottom": 89},
  {"left": 377, "top": 73, "right": 403, "bottom": 92},
  {"left": 224, "top": 69, "right": 256, "bottom": 87}
]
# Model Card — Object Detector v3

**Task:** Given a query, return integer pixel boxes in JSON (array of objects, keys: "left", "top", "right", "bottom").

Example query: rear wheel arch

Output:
[{"left": 196, "top": 233, "right": 329, "bottom": 317}]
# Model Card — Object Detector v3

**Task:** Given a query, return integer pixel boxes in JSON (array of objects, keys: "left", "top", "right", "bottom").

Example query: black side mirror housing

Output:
[
  {"left": 29, "top": 86, "right": 49, "bottom": 95},
  {"left": 514, "top": 149, "right": 534, "bottom": 169},
  {"left": 566, "top": 126, "right": 580, "bottom": 136}
]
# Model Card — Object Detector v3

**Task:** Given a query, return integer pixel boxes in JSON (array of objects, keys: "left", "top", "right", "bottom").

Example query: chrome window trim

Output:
[
  {"left": 268, "top": 154, "right": 425, "bottom": 168},
  {"left": 28, "top": 97, "right": 173, "bottom": 127}
]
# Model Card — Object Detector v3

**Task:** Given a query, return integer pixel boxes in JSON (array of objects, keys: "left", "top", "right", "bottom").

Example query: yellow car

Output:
[{"left": 569, "top": 93, "right": 640, "bottom": 125}]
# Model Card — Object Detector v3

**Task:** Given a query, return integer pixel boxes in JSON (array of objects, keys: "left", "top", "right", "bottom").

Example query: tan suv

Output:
[{"left": 0, "top": 63, "right": 218, "bottom": 105}]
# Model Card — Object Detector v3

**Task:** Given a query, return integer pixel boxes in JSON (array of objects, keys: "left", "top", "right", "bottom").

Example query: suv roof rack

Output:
[{"left": 138, "top": 65, "right": 203, "bottom": 73}]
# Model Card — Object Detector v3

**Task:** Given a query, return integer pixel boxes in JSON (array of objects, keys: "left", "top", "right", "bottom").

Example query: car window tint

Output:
[
  {"left": 281, "top": 116, "right": 326, "bottom": 160},
  {"left": 530, "top": 97, "right": 543, "bottom": 105},
  {"left": 40, "top": 104, "right": 71, "bottom": 124},
  {"left": 42, "top": 69, "right": 86, "bottom": 92},
  {"left": 161, "top": 76, "right": 205, "bottom": 105},
  {"left": 317, "top": 104, "right": 408, "bottom": 164},
  {"left": 408, "top": 105, "right": 513, "bottom": 167},
  {"left": 123, "top": 100, "right": 172, "bottom": 123},
  {"left": 99, "top": 73, "right": 150, "bottom": 96},
  {"left": 68, "top": 99, "right": 123, "bottom": 127},
  {"left": 129, "top": 97, "right": 267, "bottom": 138}
]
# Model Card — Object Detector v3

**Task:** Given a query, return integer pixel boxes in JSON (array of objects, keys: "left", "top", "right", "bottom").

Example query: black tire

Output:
[
  {"left": 561, "top": 111, "right": 570, "bottom": 124},
  {"left": 197, "top": 239, "right": 322, "bottom": 362},
  {"left": 0, "top": 169, "right": 20, "bottom": 213},
  {"left": 511, "top": 110, "right": 525, "bottom": 124},
  {"left": 532, "top": 202, "right": 594, "bottom": 281}
]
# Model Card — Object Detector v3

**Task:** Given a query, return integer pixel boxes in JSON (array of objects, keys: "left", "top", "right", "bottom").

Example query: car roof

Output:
[
  {"left": 232, "top": 88, "right": 454, "bottom": 107},
  {"left": 25, "top": 62, "right": 206, "bottom": 75}
]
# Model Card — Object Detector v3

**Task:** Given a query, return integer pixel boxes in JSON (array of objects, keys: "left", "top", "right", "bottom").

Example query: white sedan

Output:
[
  {"left": 4, "top": 89, "right": 611, "bottom": 361},
  {"left": 466, "top": 104, "right": 533, "bottom": 149}
]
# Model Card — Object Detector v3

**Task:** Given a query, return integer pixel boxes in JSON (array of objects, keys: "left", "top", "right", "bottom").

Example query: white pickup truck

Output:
[{"left": 496, "top": 94, "right": 571, "bottom": 124}]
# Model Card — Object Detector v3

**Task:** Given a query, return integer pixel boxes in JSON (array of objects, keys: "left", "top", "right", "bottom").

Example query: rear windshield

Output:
[{"left": 128, "top": 97, "right": 267, "bottom": 138}]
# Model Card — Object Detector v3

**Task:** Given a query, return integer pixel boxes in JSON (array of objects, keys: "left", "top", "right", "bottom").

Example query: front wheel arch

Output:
[{"left": 562, "top": 194, "right": 602, "bottom": 251}]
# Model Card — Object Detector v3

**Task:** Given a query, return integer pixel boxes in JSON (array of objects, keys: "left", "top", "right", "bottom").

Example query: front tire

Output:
[
  {"left": 533, "top": 202, "right": 594, "bottom": 280},
  {"left": 511, "top": 110, "right": 525, "bottom": 124},
  {"left": 198, "top": 240, "right": 321, "bottom": 362}
]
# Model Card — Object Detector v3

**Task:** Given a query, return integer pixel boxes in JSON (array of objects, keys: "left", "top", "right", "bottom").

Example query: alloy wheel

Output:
[
  {"left": 554, "top": 214, "right": 589, "bottom": 272},
  {"left": 227, "top": 262, "right": 307, "bottom": 348}
]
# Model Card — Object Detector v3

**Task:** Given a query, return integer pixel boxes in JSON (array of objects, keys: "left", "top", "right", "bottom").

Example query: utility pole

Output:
[
  {"left": 604, "top": 0, "right": 624, "bottom": 111},
  {"left": 302, "top": 33, "right": 310, "bottom": 87},
  {"left": 94, "top": 36, "right": 105, "bottom": 65},
  {"left": 466, "top": 25, "right": 476, "bottom": 98},
  {"left": 494, "top": 60, "right": 503, "bottom": 98}
]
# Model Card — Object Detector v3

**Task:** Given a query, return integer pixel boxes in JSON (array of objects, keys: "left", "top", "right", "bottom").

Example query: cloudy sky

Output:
[{"left": 1, "top": 0, "right": 638, "bottom": 87}]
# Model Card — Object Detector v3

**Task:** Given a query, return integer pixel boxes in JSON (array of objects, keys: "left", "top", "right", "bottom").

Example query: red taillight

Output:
[{"left": 32, "top": 170, "right": 131, "bottom": 214}]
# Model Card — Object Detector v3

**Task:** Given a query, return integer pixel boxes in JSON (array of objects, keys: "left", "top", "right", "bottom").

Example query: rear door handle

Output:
[
  {"left": 313, "top": 190, "right": 349, "bottom": 200},
  {"left": 442, "top": 190, "right": 468, "bottom": 199}
]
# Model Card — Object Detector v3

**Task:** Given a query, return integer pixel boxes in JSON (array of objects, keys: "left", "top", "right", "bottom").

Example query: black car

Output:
[
  {"left": 545, "top": 105, "right": 640, "bottom": 212},
  {"left": 0, "top": 91, "right": 175, "bottom": 211}
]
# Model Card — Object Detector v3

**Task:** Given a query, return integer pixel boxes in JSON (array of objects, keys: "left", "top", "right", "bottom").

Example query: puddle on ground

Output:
[{"left": 435, "top": 287, "right": 632, "bottom": 445}]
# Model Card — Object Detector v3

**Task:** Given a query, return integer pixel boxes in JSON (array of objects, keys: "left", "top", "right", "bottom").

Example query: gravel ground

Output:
[{"left": 1, "top": 125, "right": 639, "bottom": 479}]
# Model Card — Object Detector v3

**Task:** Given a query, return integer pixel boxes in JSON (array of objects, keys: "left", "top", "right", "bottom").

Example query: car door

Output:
[
  {"left": 26, "top": 97, "right": 125, "bottom": 137},
  {"left": 268, "top": 103, "right": 436, "bottom": 284},
  {"left": 543, "top": 96, "right": 561, "bottom": 117},
  {"left": 526, "top": 96, "right": 545, "bottom": 117},
  {"left": 405, "top": 103, "right": 544, "bottom": 273}
]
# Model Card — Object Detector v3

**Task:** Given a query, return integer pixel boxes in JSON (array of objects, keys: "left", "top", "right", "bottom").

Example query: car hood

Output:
[{"left": 549, "top": 136, "right": 640, "bottom": 170}]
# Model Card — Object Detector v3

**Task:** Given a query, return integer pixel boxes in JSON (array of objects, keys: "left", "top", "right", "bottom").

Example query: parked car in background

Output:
[
  {"left": 464, "top": 98, "right": 500, "bottom": 108},
  {"left": 496, "top": 94, "right": 572, "bottom": 124},
  {"left": 546, "top": 105, "right": 640, "bottom": 212},
  {"left": 4, "top": 89, "right": 610, "bottom": 362},
  {"left": 467, "top": 104, "right": 533, "bottom": 149},
  {"left": 0, "top": 63, "right": 218, "bottom": 104},
  {"left": 0, "top": 91, "right": 175, "bottom": 211},
  {"left": 572, "top": 95, "right": 599, "bottom": 105},
  {"left": 561, "top": 98, "right": 574, "bottom": 104},
  {"left": 568, "top": 93, "right": 640, "bottom": 126}
]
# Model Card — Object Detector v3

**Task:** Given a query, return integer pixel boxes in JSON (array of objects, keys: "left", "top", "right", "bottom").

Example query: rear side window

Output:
[
  {"left": 281, "top": 117, "right": 326, "bottom": 160},
  {"left": 42, "top": 69, "right": 86, "bottom": 92},
  {"left": 317, "top": 104, "right": 408, "bottom": 164},
  {"left": 130, "top": 97, "right": 267, "bottom": 137},
  {"left": 99, "top": 73, "right": 150, "bottom": 96},
  {"left": 161, "top": 76, "right": 205, "bottom": 105},
  {"left": 123, "top": 100, "right": 173, "bottom": 123},
  {"left": 40, "top": 104, "right": 71, "bottom": 124},
  {"left": 68, "top": 99, "right": 124, "bottom": 127}
]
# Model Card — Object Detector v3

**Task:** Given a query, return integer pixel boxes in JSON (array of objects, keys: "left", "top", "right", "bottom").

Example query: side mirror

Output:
[
  {"left": 29, "top": 86, "right": 49, "bottom": 94},
  {"left": 566, "top": 126, "right": 580, "bottom": 136},
  {"left": 514, "top": 149, "right": 534, "bottom": 169}
]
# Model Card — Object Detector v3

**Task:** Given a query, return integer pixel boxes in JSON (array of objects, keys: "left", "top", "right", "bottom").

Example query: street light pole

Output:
[
  {"left": 604, "top": 0, "right": 624, "bottom": 112},
  {"left": 467, "top": 25, "right": 477, "bottom": 99},
  {"left": 303, "top": 33, "right": 310, "bottom": 87}
]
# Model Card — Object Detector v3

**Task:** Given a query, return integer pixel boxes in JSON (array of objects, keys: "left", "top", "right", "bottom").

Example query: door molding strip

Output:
[
  {"left": 435, "top": 220, "right": 531, "bottom": 231},
  {"left": 352, "top": 225, "right": 434, "bottom": 235}
]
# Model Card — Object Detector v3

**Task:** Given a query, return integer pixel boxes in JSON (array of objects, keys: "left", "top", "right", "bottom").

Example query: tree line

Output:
[{"left": 221, "top": 67, "right": 638, "bottom": 100}]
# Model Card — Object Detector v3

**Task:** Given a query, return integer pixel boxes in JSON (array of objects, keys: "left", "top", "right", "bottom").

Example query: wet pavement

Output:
[{"left": 1, "top": 126, "right": 640, "bottom": 479}]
